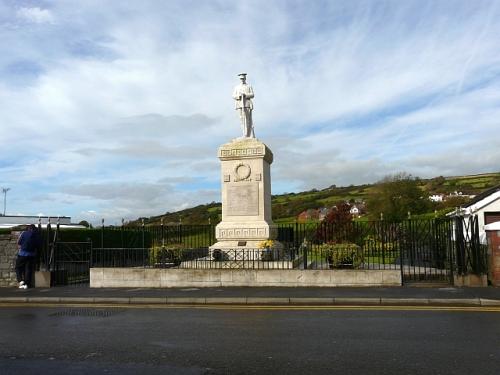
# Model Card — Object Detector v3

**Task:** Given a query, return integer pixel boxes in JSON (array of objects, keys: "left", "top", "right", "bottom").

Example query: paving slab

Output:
[
  {"left": 205, "top": 297, "right": 247, "bottom": 304},
  {"left": 166, "top": 297, "right": 206, "bottom": 304},
  {"left": 429, "top": 298, "right": 481, "bottom": 306},
  {"left": 129, "top": 297, "right": 167, "bottom": 304},
  {"left": 381, "top": 298, "right": 430, "bottom": 305},
  {"left": 0, "top": 285, "right": 499, "bottom": 307},
  {"left": 479, "top": 298, "right": 500, "bottom": 306},
  {"left": 246, "top": 297, "right": 290, "bottom": 305},
  {"left": 334, "top": 297, "right": 381, "bottom": 305},
  {"left": 289, "top": 297, "right": 335, "bottom": 305},
  {"left": 93, "top": 297, "right": 131, "bottom": 304}
]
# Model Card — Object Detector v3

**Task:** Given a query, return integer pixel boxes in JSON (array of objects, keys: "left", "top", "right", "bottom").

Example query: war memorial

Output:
[
  {"left": 89, "top": 74, "right": 401, "bottom": 287},
  {"left": 209, "top": 73, "right": 283, "bottom": 261}
]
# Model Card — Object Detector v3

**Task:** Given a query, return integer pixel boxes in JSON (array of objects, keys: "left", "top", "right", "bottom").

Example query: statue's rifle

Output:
[{"left": 241, "top": 91, "right": 247, "bottom": 136}]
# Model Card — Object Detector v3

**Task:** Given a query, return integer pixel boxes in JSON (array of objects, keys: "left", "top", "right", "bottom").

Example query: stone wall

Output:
[
  {"left": 91, "top": 268, "right": 402, "bottom": 288},
  {"left": 0, "top": 232, "right": 19, "bottom": 287}
]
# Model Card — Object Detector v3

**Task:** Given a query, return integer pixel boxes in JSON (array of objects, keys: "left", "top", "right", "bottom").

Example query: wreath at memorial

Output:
[{"left": 234, "top": 162, "right": 251, "bottom": 181}]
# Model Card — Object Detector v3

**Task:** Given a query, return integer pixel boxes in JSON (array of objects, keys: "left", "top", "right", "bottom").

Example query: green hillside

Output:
[{"left": 131, "top": 172, "right": 500, "bottom": 226}]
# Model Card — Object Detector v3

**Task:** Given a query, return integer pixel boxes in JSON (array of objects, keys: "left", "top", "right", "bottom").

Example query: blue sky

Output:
[{"left": 1, "top": 0, "right": 500, "bottom": 224}]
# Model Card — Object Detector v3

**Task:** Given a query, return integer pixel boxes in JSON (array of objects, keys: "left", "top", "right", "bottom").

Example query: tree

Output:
[
  {"left": 367, "top": 173, "right": 430, "bottom": 222},
  {"left": 315, "top": 201, "right": 354, "bottom": 243},
  {"left": 324, "top": 202, "right": 353, "bottom": 226},
  {"left": 78, "top": 220, "right": 91, "bottom": 228}
]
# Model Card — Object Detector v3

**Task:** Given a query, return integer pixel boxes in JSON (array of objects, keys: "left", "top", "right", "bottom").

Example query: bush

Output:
[
  {"left": 150, "top": 245, "right": 209, "bottom": 266},
  {"left": 150, "top": 245, "right": 183, "bottom": 267},
  {"left": 363, "top": 235, "right": 396, "bottom": 255},
  {"left": 320, "top": 243, "right": 363, "bottom": 269}
]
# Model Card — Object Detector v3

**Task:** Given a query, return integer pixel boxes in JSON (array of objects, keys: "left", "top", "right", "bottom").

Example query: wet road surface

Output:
[{"left": 0, "top": 305, "right": 499, "bottom": 374}]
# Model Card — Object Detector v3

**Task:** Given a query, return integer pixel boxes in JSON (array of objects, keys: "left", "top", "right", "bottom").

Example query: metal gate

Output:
[
  {"left": 401, "top": 216, "right": 487, "bottom": 285},
  {"left": 52, "top": 241, "right": 92, "bottom": 286},
  {"left": 454, "top": 215, "right": 487, "bottom": 276},
  {"left": 400, "top": 218, "right": 454, "bottom": 284}
]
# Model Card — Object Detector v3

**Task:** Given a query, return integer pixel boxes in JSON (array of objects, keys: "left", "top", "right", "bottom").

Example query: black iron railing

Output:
[
  {"left": 89, "top": 243, "right": 400, "bottom": 271},
  {"left": 37, "top": 216, "right": 487, "bottom": 282}
]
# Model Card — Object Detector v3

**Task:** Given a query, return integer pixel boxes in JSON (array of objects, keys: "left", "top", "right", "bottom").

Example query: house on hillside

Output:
[
  {"left": 297, "top": 209, "right": 320, "bottom": 222},
  {"left": 450, "top": 185, "right": 500, "bottom": 243},
  {"left": 349, "top": 202, "right": 365, "bottom": 218},
  {"left": 318, "top": 208, "right": 329, "bottom": 221},
  {"left": 448, "top": 191, "right": 476, "bottom": 200},
  {"left": 429, "top": 194, "right": 444, "bottom": 202}
]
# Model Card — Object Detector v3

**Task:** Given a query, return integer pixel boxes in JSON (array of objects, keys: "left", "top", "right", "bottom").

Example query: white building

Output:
[
  {"left": 0, "top": 215, "right": 83, "bottom": 229},
  {"left": 349, "top": 206, "right": 360, "bottom": 216},
  {"left": 450, "top": 185, "right": 500, "bottom": 243},
  {"left": 429, "top": 194, "right": 444, "bottom": 202}
]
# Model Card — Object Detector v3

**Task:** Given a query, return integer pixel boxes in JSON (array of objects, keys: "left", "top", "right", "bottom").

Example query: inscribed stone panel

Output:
[{"left": 227, "top": 183, "right": 259, "bottom": 216}]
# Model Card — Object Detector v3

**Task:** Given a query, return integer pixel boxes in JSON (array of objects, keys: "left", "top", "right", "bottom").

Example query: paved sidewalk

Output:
[{"left": 0, "top": 285, "right": 499, "bottom": 307}]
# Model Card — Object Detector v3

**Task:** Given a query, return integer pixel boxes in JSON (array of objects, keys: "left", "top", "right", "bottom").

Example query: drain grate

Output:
[{"left": 49, "top": 308, "right": 124, "bottom": 318}]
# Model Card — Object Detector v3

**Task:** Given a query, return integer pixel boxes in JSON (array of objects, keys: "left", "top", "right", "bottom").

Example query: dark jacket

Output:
[{"left": 17, "top": 229, "right": 41, "bottom": 256}]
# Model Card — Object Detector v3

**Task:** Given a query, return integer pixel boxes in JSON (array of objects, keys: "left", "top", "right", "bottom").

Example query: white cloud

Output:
[
  {"left": 16, "top": 7, "right": 55, "bottom": 24},
  {"left": 1, "top": 1, "right": 499, "bottom": 224}
]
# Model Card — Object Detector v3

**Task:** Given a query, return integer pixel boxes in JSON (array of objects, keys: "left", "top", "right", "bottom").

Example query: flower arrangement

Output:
[{"left": 258, "top": 239, "right": 275, "bottom": 249}]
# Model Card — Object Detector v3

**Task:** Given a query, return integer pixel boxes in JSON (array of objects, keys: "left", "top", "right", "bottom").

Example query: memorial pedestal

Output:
[{"left": 210, "top": 137, "right": 282, "bottom": 258}]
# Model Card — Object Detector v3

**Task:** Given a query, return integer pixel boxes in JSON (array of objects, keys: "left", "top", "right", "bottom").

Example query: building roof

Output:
[
  {"left": 447, "top": 184, "right": 500, "bottom": 217},
  {"left": 1, "top": 224, "right": 85, "bottom": 230},
  {"left": 0, "top": 215, "right": 71, "bottom": 225},
  {"left": 462, "top": 185, "right": 500, "bottom": 208}
]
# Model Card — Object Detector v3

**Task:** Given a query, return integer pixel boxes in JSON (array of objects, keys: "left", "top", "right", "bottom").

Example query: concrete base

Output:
[
  {"left": 90, "top": 268, "right": 402, "bottom": 288},
  {"left": 453, "top": 274, "right": 488, "bottom": 287},
  {"left": 35, "top": 271, "right": 51, "bottom": 288}
]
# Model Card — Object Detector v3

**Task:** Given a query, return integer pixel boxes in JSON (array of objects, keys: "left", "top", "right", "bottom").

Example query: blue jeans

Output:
[{"left": 15, "top": 255, "right": 35, "bottom": 287}]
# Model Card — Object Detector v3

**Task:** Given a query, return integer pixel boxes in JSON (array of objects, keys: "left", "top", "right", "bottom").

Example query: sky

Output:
[{"left": 1, "top": 0, "right": 500, "bottom": 225}]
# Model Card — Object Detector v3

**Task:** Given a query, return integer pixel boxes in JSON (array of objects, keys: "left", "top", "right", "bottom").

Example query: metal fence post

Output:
[
  {"left": 210, "top": 223, "right": 215, "bottom": 246},
  {"left": 447, "top": 218, "right": 455, "bottom": 284},
  {"left": 56, "top": 217, "right": 60, "bottom": 240},
  {"left": 303, "top": 239, "right": 308, "bottom": 270},
  {"left": 47, "top": 218, "right": 53, "bottom": 272},
  {"left": 101, "top": 218, "right": 104, "bottom": 249},
  {"left": 121, "top": 218, "right": 124, "bottom": 249},
  {"left": 37, "top": 217, "right": 44, "bottom": 270},
  {"left": 399, "top": 230, "right": 404, "bottom": 285},
  {"left": 140, "top": 219, "right": 145, "bottom": 265},
  {"left": 381, "top": 220, "right": 386, "bottom": 266},
  {"left": 455, "top": 217, "right": 466, "bottom": 275},
  {"left": 161, "top": 218, "right": 165, "bottom": 247},
  {"left": 294, "top": 221, "right": 298, "bottom": 250},
  {"left": 470, "top": 216, "right": 483, "bottom": 274}
]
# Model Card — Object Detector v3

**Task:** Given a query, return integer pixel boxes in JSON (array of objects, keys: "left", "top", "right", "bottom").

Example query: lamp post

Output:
[{"left": 2, "top": 188, "right": 10, "bottom": 216}]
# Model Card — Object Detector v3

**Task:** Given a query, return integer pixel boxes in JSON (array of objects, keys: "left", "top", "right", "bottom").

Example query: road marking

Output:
[{"left": 0, "top": 303, "right": 500, "bottom": 313}]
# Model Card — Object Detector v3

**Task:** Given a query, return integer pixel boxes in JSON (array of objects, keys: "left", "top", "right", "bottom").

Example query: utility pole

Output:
[{"left": 2, "top": 187, "right": 10, "bottom": 216}]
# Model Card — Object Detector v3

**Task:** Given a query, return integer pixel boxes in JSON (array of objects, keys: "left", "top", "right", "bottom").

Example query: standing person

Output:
[
  {"left": 232, "top": 73, "right": 255, "bottom": 138},
  {"left": 16, "top": 224, "right": 41, "bottom": 289}
]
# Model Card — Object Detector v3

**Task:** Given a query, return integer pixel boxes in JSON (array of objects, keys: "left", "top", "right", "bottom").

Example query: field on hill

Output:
[{"left": 131, "top": 172, "right": 500, "bottom": 226}]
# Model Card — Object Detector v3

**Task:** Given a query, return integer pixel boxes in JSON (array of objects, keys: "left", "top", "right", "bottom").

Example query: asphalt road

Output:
[{"left": 0, "top": 305, "right": 499, "bottom": 374}]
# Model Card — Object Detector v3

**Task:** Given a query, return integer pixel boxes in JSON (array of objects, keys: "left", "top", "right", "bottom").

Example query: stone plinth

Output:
[{"left": 210, "top": 138, "right": 281, "bottom": 254}]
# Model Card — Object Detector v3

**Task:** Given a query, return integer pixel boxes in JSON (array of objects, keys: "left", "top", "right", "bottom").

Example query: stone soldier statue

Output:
[{"left": 232, "top": 73, "right": 255, "bottom": 138}]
